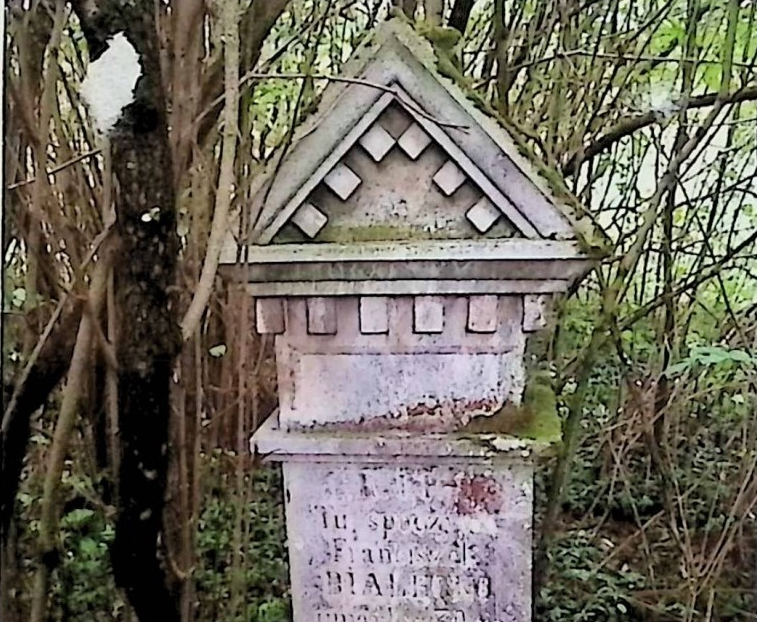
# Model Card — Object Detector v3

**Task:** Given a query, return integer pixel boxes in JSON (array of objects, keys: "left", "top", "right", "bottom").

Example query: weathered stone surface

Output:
[
  {"left": 307, "top": 297, "right": 338, "bottom": 335},
  {"left": 284, "top": 460, "right": 533, "bottom": 622},
  {"left": 236, "top": 240, "right": 590, "bottom": 291},
  {"left": 324, "top": 163, "right": 362, "bottom": 200},
  {"left": 467, "top": 295, "right": 498, "bottom": 334},
  {"left": 291, "top": 202, "right": 329, "bottom": 238},
  {"left": 245, "top": 278, "right": 570, "bottom": 297},
  {"left": 230, "top": 21, "right": 598, "bottom": 622},
  {"left": 302, "top": 104, "right": 497, "bottom": 244},
  {"left": 433, "top": 160, "right": 467, "bottom": 196},
  {"left": 359, "top": 123, "right": 396, "bottom": 162},
  {"left": 255, "top": 298, "right": 285, "bottom": 334},
  {"left": 274, "top": 296, "right": 525, "bottom": 430},
  {"left": 523, "top": 294, "right": 550, "bottom": 332}
]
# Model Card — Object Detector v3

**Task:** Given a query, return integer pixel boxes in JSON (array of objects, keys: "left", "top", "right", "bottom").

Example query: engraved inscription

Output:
[{"left": 283, "top": 463, "right": 533, "bottom": 622}]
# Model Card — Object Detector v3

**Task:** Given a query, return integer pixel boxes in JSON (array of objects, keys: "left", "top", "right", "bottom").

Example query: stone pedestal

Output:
[{"left": 253, "top": 419, "right": 537, "bottom": 622}]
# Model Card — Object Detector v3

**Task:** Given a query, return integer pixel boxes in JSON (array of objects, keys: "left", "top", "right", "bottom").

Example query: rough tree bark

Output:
[
  {"left": 69, "top": 2, "right": 182, "bottom": 619},
  {"left": 448, "top": 0, "right": 476, "bottom": 33}
]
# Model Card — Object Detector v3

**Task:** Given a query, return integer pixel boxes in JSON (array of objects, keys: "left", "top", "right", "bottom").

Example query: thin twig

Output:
[
  {"left": 6, "top": 148, "right": 102, "bottom": 190},
  {"left": 1, "top": 220, "right": 116, "bottom": 433},
  {"left": 511, "top": 49, "right": 757, "bottom": 72},
  {"left": 202, "top": 71, "right": 469, "bottom": 131},
  {"left": 564, "top": 84, "right": 757, "bottom": 175}
]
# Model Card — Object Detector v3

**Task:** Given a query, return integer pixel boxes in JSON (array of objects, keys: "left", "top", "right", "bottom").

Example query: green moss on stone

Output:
[
  {"left": 386, "top": 18, "right": 610, "bottom": 257},
  {"left": 516, "top": 372, "right": 562, "bottom": 443},
  {"left": 321, "top": 224, "right": 422, "bottom": 243}
]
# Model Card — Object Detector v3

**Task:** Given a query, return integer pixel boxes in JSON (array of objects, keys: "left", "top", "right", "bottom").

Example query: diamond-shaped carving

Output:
[
  {"left": 290, "top": 202, "right": 328, "bottom": 238},
  {"left": 359, "top": 124, "right": 395, "bottom": 162},
  {"left": 466, "top": 197, "right": 501, "bottom": 233},
  {"left": 433, "top": 160, "right": 466, "bottom": 196},
  {"left": 324, "top": 163, "right": 361, "bottom": 200},
  {"left": 397, "top": 122, "right": 432, "bottom": 160}
]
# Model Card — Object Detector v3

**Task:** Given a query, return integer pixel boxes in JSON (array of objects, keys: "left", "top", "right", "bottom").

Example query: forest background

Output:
[{"left": 1, "top": 1, "right": 756, "bottom": 621}]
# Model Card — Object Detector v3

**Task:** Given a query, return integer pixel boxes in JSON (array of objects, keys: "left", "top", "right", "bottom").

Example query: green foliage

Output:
[
  {"left": 537, "top": 531, "right": 646, "bottom": 621},
  {"left": 666, "top": 344, "right": 756, "bottom": 375},
  {"left": 13, "top": 458, "right": 289, "bottom": 622},
  {"left": 194, "top": 457, "right": 290, "bottom": 622},
  {"left": 52, "top": 508, "right": 122, "bottom": 621}
]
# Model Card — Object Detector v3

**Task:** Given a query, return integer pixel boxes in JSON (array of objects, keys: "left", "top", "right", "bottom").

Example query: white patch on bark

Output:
[{"left": 80, "top": 32, "right": 142, "bottom": 134}]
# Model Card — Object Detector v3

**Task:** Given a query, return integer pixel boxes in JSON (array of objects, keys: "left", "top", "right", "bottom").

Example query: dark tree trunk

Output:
[
  {"left": 448, "top": 0, "right": 476, "bottom": 34},
  {"left": 69, "top": 2, "right": 181, "bottom": 620},
  {"left": 1, "top": 301, "right": 82, "bottom": 541}
]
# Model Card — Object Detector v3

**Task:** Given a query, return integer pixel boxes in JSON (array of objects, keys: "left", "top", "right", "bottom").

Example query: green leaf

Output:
[
  {"left": 62, "top": 508, "right": 95, "bottom": 527},
  {"left": 79, "top": 537, "right": 99, "bottom": 557},
  {"left": 665, "top": 361, "right": 690, "bottom": 376},
  {"left": 209, "top": 344, "right": 227, "bottom": 358},
  {"left": 11, "top": 287, "right": 26, "bottom": 308}
]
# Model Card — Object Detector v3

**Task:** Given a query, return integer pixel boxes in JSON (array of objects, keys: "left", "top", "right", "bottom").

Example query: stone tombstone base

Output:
[{"left": 253, "top": 416, "right": 536, "bottom": 622}]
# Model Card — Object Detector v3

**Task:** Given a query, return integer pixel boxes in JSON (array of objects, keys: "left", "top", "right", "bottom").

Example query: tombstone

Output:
[{"left": 221, "top": 19, "right": 596, "bottom": 622}]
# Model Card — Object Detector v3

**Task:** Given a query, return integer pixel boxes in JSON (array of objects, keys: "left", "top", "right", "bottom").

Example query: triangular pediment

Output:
[{"left": 222, "top": 20, "right": 591, "bottom": 262}]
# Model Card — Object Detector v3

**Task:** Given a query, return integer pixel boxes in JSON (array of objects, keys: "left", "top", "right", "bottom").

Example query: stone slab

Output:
[
  {"left": 251, "top": 413, "right": 543, "bottom": 462},
  {"left": 241, "top": 279, "right": 569, "bottom": 297},
  {"left": 282, "top": 459, "right": 533, "bottom": 622},
  {"left": 283, "top": 351, "right": 519, "bottom": 430}
]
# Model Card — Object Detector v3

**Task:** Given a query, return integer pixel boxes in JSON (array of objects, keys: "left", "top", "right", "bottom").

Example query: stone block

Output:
[
  {"left": 523, "top": 294, "right": 549, "bottom": 332},
  {"left": 466, "top": 197, "right": 501, "bottom": 233},
  {"left": 359, "top": 296, "right": 389, "bottom": 334},
  {"left": 324, "top": 163, "right": 362, "bottom": 200},
  {"left": 397, "top": 122, "right": 432, "bottom": 160},
  {"left": 359, "top": 123, "right": 396, "bottom": 162},
  {"left": 291, "top": 202, "right": 328, "bottom": 238},
  {"left": 255, "top": 298, "right": 285, "bottom": 334},
  {"left": 308, "top": 297, "right": 338, "bottom": 334},
  {"left": 413, "top": 295, "right": 445, "bottom": 334},
  {"left": 433, "top": 160, "right": 467, "bottom": 196},
  {"left": 467, "top": 295, "right": 498, "bottom": 333}
]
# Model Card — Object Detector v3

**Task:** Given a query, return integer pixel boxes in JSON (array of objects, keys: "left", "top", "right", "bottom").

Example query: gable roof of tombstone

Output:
[{"left": 221, "top": 19, "right": 606, "bottom": 266}]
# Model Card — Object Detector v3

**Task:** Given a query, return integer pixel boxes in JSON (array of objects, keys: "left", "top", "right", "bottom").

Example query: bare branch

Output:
[
  {"left": 180, "top": 0, "right": 240, "bottom": 341},
  {"left": 564, "top": 84, "right": 757, "bottom": 176}
]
